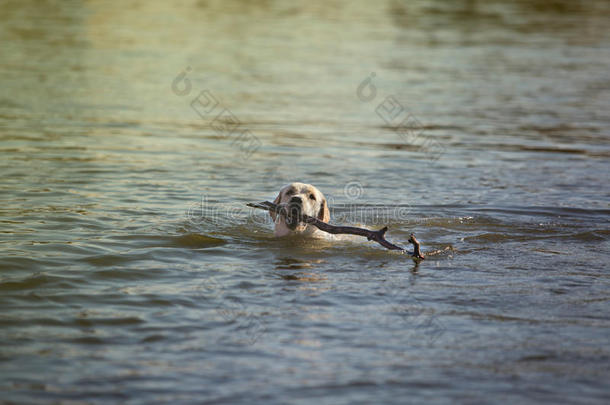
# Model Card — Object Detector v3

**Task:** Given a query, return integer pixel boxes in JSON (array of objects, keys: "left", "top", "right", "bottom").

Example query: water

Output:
[{"left": 1, "top": 0, "right": 609, "bottom": 403}]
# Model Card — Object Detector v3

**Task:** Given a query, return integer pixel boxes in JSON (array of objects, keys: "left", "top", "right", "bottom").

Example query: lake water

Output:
[{"left": 1, "top": 0, "right": 609, "bottom": 403}]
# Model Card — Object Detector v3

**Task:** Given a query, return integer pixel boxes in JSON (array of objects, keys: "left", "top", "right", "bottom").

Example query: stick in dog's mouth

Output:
[
  {"left": 283, "top": 203, "right": 303, "bottom": 230},
  {"left": 249, "top": 200, "right": 425, "bottom": 260}
]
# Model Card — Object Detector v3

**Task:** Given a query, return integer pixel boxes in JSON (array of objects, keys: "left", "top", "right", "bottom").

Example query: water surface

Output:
[{"left": 1, "top": 0, "right": 609, "bottom": 403}]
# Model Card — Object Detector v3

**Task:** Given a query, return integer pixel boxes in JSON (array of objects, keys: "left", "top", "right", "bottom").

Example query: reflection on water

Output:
[{"left": 1, "top": 0, "right": 609, "bottom": 403}]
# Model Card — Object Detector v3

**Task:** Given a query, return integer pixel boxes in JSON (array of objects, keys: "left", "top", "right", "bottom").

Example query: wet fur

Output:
[{"left": 270, "top": 182, "right": 330, "bottom": 237}]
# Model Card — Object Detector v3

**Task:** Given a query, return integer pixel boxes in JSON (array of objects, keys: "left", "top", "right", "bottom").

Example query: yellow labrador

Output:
[{"left": 269, "top": 182, "right": 330, "bottom": 237}]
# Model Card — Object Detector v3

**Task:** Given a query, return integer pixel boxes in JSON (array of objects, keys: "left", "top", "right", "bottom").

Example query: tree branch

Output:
[{"left": 247, "top": 201, "right": 424, "bottom": 260}]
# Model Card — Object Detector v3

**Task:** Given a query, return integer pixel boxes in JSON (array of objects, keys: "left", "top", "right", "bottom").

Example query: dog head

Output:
[{"left": 269, "top": 182, "right": 330, "bottom": 237}]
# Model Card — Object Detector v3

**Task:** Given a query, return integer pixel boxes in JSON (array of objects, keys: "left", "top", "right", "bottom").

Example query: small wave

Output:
[
  {"left": 0, "top": 273, "right": 83, "bottom": 292},
  {"left": 89, "top": 268, "right": 162, "bottom": 281},
  {"left": 113, "top": 233, "right": 227, "bottom": 249},
  {"left": 171, "top": 234, "right": 226, "bottom": 248}
]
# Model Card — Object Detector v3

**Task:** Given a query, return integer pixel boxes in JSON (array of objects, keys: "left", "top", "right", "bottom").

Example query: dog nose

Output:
[{"left": 289, "top": 196, "right": 302, "bottom": 204}]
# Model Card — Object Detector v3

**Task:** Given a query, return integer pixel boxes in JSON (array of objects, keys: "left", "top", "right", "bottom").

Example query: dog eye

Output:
[{"left": 309, "top": 194, "right": 316, "bottom": 200}]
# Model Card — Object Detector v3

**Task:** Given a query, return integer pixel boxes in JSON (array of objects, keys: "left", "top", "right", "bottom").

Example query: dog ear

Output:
[
  {"left": 269, "top": 191, "right": 282, "bottom": 222},
  {"left": 317, "top": 198, "right": 330, "bottom": 223}
]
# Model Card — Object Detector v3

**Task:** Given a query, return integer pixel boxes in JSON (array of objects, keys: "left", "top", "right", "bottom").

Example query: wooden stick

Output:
[{"left": 247, "top": 201, "right": 425, "bottom": 260}]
